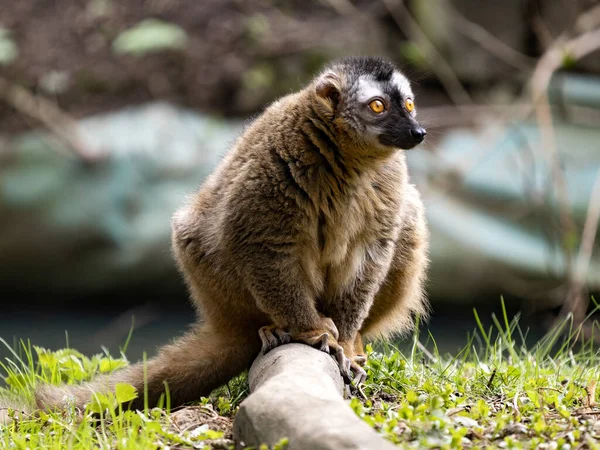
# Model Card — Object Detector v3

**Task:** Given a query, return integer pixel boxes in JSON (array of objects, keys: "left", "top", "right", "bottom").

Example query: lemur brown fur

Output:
[{"left": 33, "top": 56, "right": 429, "bottom": 412}]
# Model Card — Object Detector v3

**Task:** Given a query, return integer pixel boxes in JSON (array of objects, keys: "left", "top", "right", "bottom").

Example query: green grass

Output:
[
  {"left": 0, "top": 339, "right": 248, "bottom": 449},
  {"left": 2, "top": 304, "right": 600, "bottom": 449}
]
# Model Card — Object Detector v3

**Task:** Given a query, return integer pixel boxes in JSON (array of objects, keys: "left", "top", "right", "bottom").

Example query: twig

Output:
[
  {"left": 530, "top": 26, "right": 600, "bottom": 324},
  {"left": 425, "top": 7, "right": 600, "bottom": 209},
  {"left": 563, "top": 169, "right": 600, "bottom": 323},
  {"left": 574, "top": 408, "right": 600, "bottom": 415},
  {"left": 416, "top": 340, "right": 437, "bottom": 364},
  {"left": 512, "top": 391, "right": 520, "bottom": 417},
  {"left": 417, "top": 103, "right": 535, "bottom": 129},
  {"left": 586, "top": 380, "right": 597, "bottom": 408},
  {"left": 536, "top": 387, "right": 562, "bottom": 393},
  {"left": 446, "top": 406, "right": 467, "bottom": 416},
  {"left": 573, "top": 4, "right": 600, "bottom": 33},
  {"left": 321, "top": 0, "right": 359, "bottom": 16},
  {"left": 445, "top": 3, "right": 535, "bottom": 71},
  {"left": 529, "top": 3, "right": 554, "bottom": 51},
  {"left": 531, "top": 28, "right": 600, "bottom": 94},
  {"left": 381, "top": 0, "right": 473, "bottom": 106},
  {"left": 0, "top": 76, "right": 101, "bottom": 162}
]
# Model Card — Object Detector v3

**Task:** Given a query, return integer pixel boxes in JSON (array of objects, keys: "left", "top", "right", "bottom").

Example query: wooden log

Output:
[{"left": 232, "top": 343, "right": 397, "bottom": 450}]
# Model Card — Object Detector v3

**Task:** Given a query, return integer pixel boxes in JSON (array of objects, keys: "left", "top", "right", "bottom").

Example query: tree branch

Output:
[{"left": 233, "top": 344, "right": 395, "bottom": 450}]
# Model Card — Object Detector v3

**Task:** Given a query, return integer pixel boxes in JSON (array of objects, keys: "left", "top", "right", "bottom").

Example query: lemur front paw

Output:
[
  {"left": 339, "top": 338, "right": 368, "bottom": 385},
  {"left": 336, "top": 352, "right": 368, "bottom": 385},
  {"left": 290, "top": 317, "right": 366, "bottom": 384},
  {"left": 258, "top": 318, "right": 367, "bottom": 385},
  {"left": 259, "top": 316, "right": 339, "bottom": 356},
  {"left": 259, "top": 325, "right": 291, "bottom": 355},
  {"left": 353, "top": 354, "right": 367, "bottom": 367}
]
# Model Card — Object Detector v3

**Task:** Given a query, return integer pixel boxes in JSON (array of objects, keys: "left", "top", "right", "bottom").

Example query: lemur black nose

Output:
[{"left": 410, "top": 126, "right": 427, "bottom": 142}]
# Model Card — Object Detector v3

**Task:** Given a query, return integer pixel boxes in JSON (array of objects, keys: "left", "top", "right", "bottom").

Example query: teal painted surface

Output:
[
  {"left": 408, "top": 113, "right": 600, "bottom": 299},
  {"left": 1, "top": 87, "right": 599, "bottom": 300}
]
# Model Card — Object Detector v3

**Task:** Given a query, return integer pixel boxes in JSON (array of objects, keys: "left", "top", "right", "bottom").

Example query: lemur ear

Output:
[{"left": 315, "top": 70, "right": 342, "bottom": 109}]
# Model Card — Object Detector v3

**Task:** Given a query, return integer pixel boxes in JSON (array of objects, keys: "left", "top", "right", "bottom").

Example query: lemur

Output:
[{"left": 30, "top": 56, "right": 430, "bottom": 414}]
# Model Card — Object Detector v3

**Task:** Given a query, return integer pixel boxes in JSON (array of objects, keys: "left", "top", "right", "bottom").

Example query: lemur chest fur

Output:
[{"left": 311, "top": 179, "right": 400, "bottom": 296}]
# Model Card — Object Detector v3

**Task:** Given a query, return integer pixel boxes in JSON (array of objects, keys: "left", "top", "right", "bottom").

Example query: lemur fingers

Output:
[
  {"left": 258, "top": 317, "right": 366, "bottom": 385},
  {"left": 259, "top": 325, "right": 291, "bottom": 355},
  {"left": 350, "top": 360, "right": 367, "bottom": 385},
  {"left": 353, "top": 354, "right": 367, "bottom": 367}
]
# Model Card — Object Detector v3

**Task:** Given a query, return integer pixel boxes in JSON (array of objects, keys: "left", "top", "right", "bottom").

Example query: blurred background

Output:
[{"left": 1, "top": 0, "right": 599, "bottom": 360}]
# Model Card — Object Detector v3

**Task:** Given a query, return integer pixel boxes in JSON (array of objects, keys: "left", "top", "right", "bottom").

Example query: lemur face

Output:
[
  {"left": 350, "top": 71, "right": 425, "bottom": 150},
  {"left": 315, "top": 57, "right": 426, "bottom": 151}
]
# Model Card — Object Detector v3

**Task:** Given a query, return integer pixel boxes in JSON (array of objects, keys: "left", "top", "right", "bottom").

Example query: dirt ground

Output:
[
  {"left": 2, "top": 0, "right": 598, "bottom": 135},
  {"left": 0, "top": 0, "right": 425, "bottom": 133}
]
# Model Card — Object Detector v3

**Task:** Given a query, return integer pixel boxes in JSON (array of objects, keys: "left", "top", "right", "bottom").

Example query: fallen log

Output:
[{"left": 233, "top": 343, "right": 397, "bottom": 450}]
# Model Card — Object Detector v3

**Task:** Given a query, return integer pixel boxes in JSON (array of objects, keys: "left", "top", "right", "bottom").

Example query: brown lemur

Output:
[{"left": 33, "top": 56, "right": 429, "bottom": 413}]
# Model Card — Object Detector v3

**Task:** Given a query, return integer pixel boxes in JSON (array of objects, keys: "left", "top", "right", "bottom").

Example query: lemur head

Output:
[{"left": 314, "top": 56, "right": 426, "bottom": 151}]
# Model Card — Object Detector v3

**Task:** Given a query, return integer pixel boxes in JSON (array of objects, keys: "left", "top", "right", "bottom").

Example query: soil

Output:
[
  {"left": 0, "top": 0, "right": 419, "bottom": 133},
  {"left": 169, "top": 405, "right": 234, "bottom": 448},
  {"left": 2, "top": 1, "right": 597, "bottom": 135}
]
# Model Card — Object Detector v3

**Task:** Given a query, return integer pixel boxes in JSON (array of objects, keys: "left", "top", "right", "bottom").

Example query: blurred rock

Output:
[
  {"left": 0, "top": 102, "right": 242, "bottom": 293},
  {"left": 1, "top": 73, "right": 600, "bottom": 304}
]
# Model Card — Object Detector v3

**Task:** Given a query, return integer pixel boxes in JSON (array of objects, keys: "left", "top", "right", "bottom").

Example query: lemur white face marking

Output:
[
  {"left": 356, "top": 73, "right": 413, "bottom": 104},
  {"left": 392, "top": 72, "right": 413, "bottom": 98},
  {"left": 356, "top": 76, "right": 384, "bottom": 103}
]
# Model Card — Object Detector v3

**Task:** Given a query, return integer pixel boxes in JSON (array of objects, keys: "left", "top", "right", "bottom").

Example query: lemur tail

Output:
[
  {"left": 0, "top": 394, "right": 33, "bottom": 424},
  {"left": 34, "top": 325, "right": 260, "bottom": 413}
]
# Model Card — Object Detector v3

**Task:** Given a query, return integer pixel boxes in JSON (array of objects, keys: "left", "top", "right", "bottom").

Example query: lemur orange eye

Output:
[
  {"left": 368, "top": 99, "right": 385, "bottom": 114},
  {"left": 405, "top": 98, "right": 415, "bottom": 113}
]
